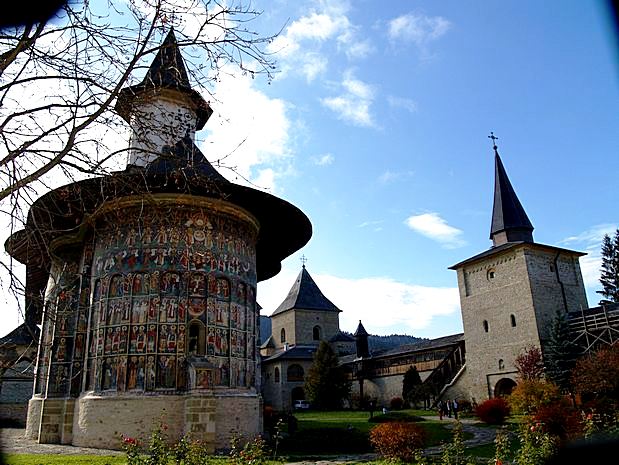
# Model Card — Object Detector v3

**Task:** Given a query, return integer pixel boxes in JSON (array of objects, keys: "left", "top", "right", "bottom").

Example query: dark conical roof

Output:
[
  {"left": 115, "top": 29, "right": 213, "bottom": 129},
  {"left": 353, "top": 320, "right": 368, "bottom": 337},
  {"left": 490, "top": 152, "right": 534, "bottom": 245},
  {"left": 143, "top": 29, "right": 192, "bottom": 90},
  {"left": 271, "top": 266, "right": 340, "bottom": 316}
]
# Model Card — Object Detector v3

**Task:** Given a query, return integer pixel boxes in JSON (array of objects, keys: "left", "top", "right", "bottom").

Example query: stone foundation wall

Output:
[{"left": 68, "top": 392, "right": 261, "bottom": 450}]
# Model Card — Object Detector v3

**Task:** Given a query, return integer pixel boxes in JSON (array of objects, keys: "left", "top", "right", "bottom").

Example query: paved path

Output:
[{"left": 0, "top": 416, "right": 497, "bottom": 463}]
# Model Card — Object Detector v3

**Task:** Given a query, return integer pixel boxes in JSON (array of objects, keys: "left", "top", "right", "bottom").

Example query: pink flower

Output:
[{"left": 123, "top": 436, "right": 138, "bottom": 446}]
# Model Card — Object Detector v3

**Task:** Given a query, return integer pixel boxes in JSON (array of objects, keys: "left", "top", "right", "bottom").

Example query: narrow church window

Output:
[
  {"left": 487, "top": 268, "right": 496, "bottom": 280},
  {"left": 313, "top": 325, "right": 321, "bottom": 341},
  {"left": 280, "top": 328, "right": 286, "bottom": 343},
  {"left": 510, "top": 314, "right": 517, "bottom": 327},
  {"left": 274, "top": 367, "right": 280, "bottom": 383},
  {"left": 499, "top": 359, "right": 505, "bottom": 370},
  {"left": 483, "top": 320, "right": 489, "bottom": 333},
  {"left": 549, "top": 263, "right": 555, "bottom": 272},
  {"left": 188, "top": 321, "right": 205, "bottom": 356}
]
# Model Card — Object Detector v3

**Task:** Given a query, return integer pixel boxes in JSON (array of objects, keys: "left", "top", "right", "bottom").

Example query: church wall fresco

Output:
[{"left": 39, "top": 201, "right": 259, "bottom": 398}]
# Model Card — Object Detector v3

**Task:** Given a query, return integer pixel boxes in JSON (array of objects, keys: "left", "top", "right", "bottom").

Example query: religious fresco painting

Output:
[{"left": 38, "top": 204, "right": 259, "bottom": 397}]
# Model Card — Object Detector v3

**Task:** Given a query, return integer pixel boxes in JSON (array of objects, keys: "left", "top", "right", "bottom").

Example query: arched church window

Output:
[
  {"left": 312, "top": 325, "right": 321, "bottom": 341},
  {"left": 188, "top": 321, "right": 205, "bottom": 356},
  {"left": 287, "top": 364, "right": 304, "bottom": 382},
  {"left": 280, "top": 328, "right": 286, "bottom": 343},
  {"left": 274, "top": 367, "right": 280, "bottom": 383},
  {"left": 487, "top": 268, "right": 496, "bottom": 281},
  {"left": 510, "top": 314, "right": 517, "bottom": 327},
  {"left": 499, "top": 359, "right": 505, "bottom": 370},
  {"left": 483, "top": 320, "right": 489, "bottom": 333}
]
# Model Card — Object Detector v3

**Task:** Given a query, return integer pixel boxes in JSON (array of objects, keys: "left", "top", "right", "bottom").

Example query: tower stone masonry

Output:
[{"left": 449, "top": 146, "right": 588, "bottom": 401}]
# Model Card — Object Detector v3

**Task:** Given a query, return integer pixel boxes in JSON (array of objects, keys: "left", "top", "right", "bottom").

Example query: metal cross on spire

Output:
[
  {"left": 488, "top": 132, "right": 500, "bottom": 155},
  {"left": 300, "top": 255, "right": 308, "bottom": 268}
]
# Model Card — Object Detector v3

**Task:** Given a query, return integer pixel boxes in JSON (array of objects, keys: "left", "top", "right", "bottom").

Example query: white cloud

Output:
[
  {"left": 387, "top": 95, "right": 418, "bottom": 113},
  {"left": 257, "top": 268, "right": 460, "bottom": 336},
  {"left": 266, "top": 2, "right": 371, "bottom": 81},
  {"left": 378, "top": 169, "right": 414, "bottom": 184},
  {"left": 388, "top": 13, "right": 451, "bottom": 46},
  {"left": 198, "top": 66, "right": 293, "bottom": 191},
  {"left": 405, "top": 212, "right": 466, "bottom": 249},
  {"left": 312, "top": 153, "right": 334, "bottom": 166},
  {"left": 321, "top": 71, "right": 375, "bottom": 127}
]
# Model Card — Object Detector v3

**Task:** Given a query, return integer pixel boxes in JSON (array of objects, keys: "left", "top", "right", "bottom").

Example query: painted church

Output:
[{"left": 2, "top": 31, "right": 312, "bottom": 449}]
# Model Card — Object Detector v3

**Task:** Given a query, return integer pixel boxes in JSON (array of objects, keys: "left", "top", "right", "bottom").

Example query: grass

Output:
[
  {"left": 278, "top": 408, "right": 474, "bottom": 457},
  {"left": 0, "top": 454, "right": 126, "bottom": 465}
]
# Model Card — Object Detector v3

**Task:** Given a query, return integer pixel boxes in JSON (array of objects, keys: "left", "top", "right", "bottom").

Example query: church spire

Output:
[{"left": 488, "top": 133, "right": 534, "bottom": 246}]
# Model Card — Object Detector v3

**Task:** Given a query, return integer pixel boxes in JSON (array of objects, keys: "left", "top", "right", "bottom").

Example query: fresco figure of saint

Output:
[{"left": 127, "top": 356, "right": 138, "bottom": 390}]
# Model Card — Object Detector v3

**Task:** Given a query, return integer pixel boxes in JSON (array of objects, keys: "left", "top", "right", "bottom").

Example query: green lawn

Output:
[
  {"left": 0, "top": 454, "right": 126, "bottom": 465},
  {"left": 279, "top": 409, "right": 471, "bottom": 456}
]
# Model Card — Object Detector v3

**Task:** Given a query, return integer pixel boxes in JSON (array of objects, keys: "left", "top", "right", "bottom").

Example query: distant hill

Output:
[
  {"left": 340, "top": 331, "right": 424, "bottom": 353},
  {"left": 368, "top": 334, "right": 425, "bottom": 353},
  {"left": 259, "top": 316, "right": 423, "bottom": 352}
]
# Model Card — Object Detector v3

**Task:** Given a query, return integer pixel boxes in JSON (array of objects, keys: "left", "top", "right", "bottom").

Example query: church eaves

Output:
[
  {"left": 271, "top": 266, "right": 341, "bottom": 316},
  {"left": 490, "top": 147, "right": 534, "bottom": 246}
]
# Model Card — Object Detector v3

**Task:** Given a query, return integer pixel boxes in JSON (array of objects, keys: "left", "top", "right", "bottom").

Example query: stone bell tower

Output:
[
  {"left": 6, "top": 30, "right": 311, "bottom": 450},
  {"left": 450, "top": 135, "right": 588, "bottom": 401}
]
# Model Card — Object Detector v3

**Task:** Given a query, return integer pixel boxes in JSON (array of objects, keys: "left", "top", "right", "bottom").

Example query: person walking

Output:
[
  {"left": 437, "top": 400, "right": 444, "bottom": 420},
  {"left": 453, "top": 399, "right": 459, "bottom": 420}
]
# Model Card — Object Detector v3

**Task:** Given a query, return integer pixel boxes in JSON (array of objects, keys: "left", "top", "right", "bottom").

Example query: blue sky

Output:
[{"left": 1, "top": 0, "right": 617, "bottom": 339}]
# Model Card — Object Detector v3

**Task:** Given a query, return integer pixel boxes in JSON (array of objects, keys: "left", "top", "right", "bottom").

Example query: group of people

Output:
[{"left": 436, "top": 399, "right": 459, "bottom": 420}]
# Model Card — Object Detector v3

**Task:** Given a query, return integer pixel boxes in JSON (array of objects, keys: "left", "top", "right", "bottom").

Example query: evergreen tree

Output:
[
  {"left": 304, "top": 341, "right": 351, "bottom": 410},
  {"left": 402, "top": 366, "right": 428, "bottom": 407},
  {"left": 544, "top": 310, "right": 578, "bottom": 392},
  {"left": 597, "top": 229, "right": 619, "bottom": 304}
]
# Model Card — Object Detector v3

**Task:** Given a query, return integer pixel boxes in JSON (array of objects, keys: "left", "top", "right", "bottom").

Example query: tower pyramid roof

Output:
[
  {"left": 115, "top": 29, "right": 213, "bottom": 129},
  {"left": 271, "top": 266, "right": 340, "bottom": 316},
  {"left": 490, "top": 151, "right": 534, "bottom": 245},
  {"left": 354, "top": 320, "right": 368, "bottom": 337}
]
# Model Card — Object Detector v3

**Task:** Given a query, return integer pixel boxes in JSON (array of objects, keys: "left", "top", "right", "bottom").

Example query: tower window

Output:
[
  {"left": 274, "top": 367, "right": 280, "bottom": 383},
  {"left": 312, "top": 325, "right": 321, "bottom": 341},
  {"left": 510, "top": 314, "right": 517, "bottom": 327},
  {"left": 499, "top": 359, "right": 505, "bottom": 370},
  {"left": 483, "top": 320, "right": 489, "bottom": 333},
  {"left": 280, "top": 328, "right": 286, "bottom": 343},
  {"left": 287, "top": 364, "right": 305, "bottom": 382}
]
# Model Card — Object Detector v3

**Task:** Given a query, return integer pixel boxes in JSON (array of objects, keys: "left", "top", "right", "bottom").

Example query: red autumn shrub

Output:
[
  {"left": 369, "top": 421, "right": 427, "bottom": 462},
  {"left": 532, "top": 403, "right": 583, "bottom": 441},
  {"left": 390, "top": 396, "right": 404, "bottom": 410},
  {"left": 475, "top": 397, "right": 511, "bottom": 425}
]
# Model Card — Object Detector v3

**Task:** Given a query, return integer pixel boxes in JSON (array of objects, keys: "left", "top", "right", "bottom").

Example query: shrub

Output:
[
  {"left": 390, "top": 396, "right": 404, "bottom": 410},
  {"left": 508, "top": 379, "right": 563, "bottom": 415},
  {"left": 475, "top": 398, "right": 510, "bottom": 425},
  {"left": 369, "top": 421, "right": 427, "bottom": 462},
  {"left": 532, "top": 402, "right": 582, "bottom": 441}
]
